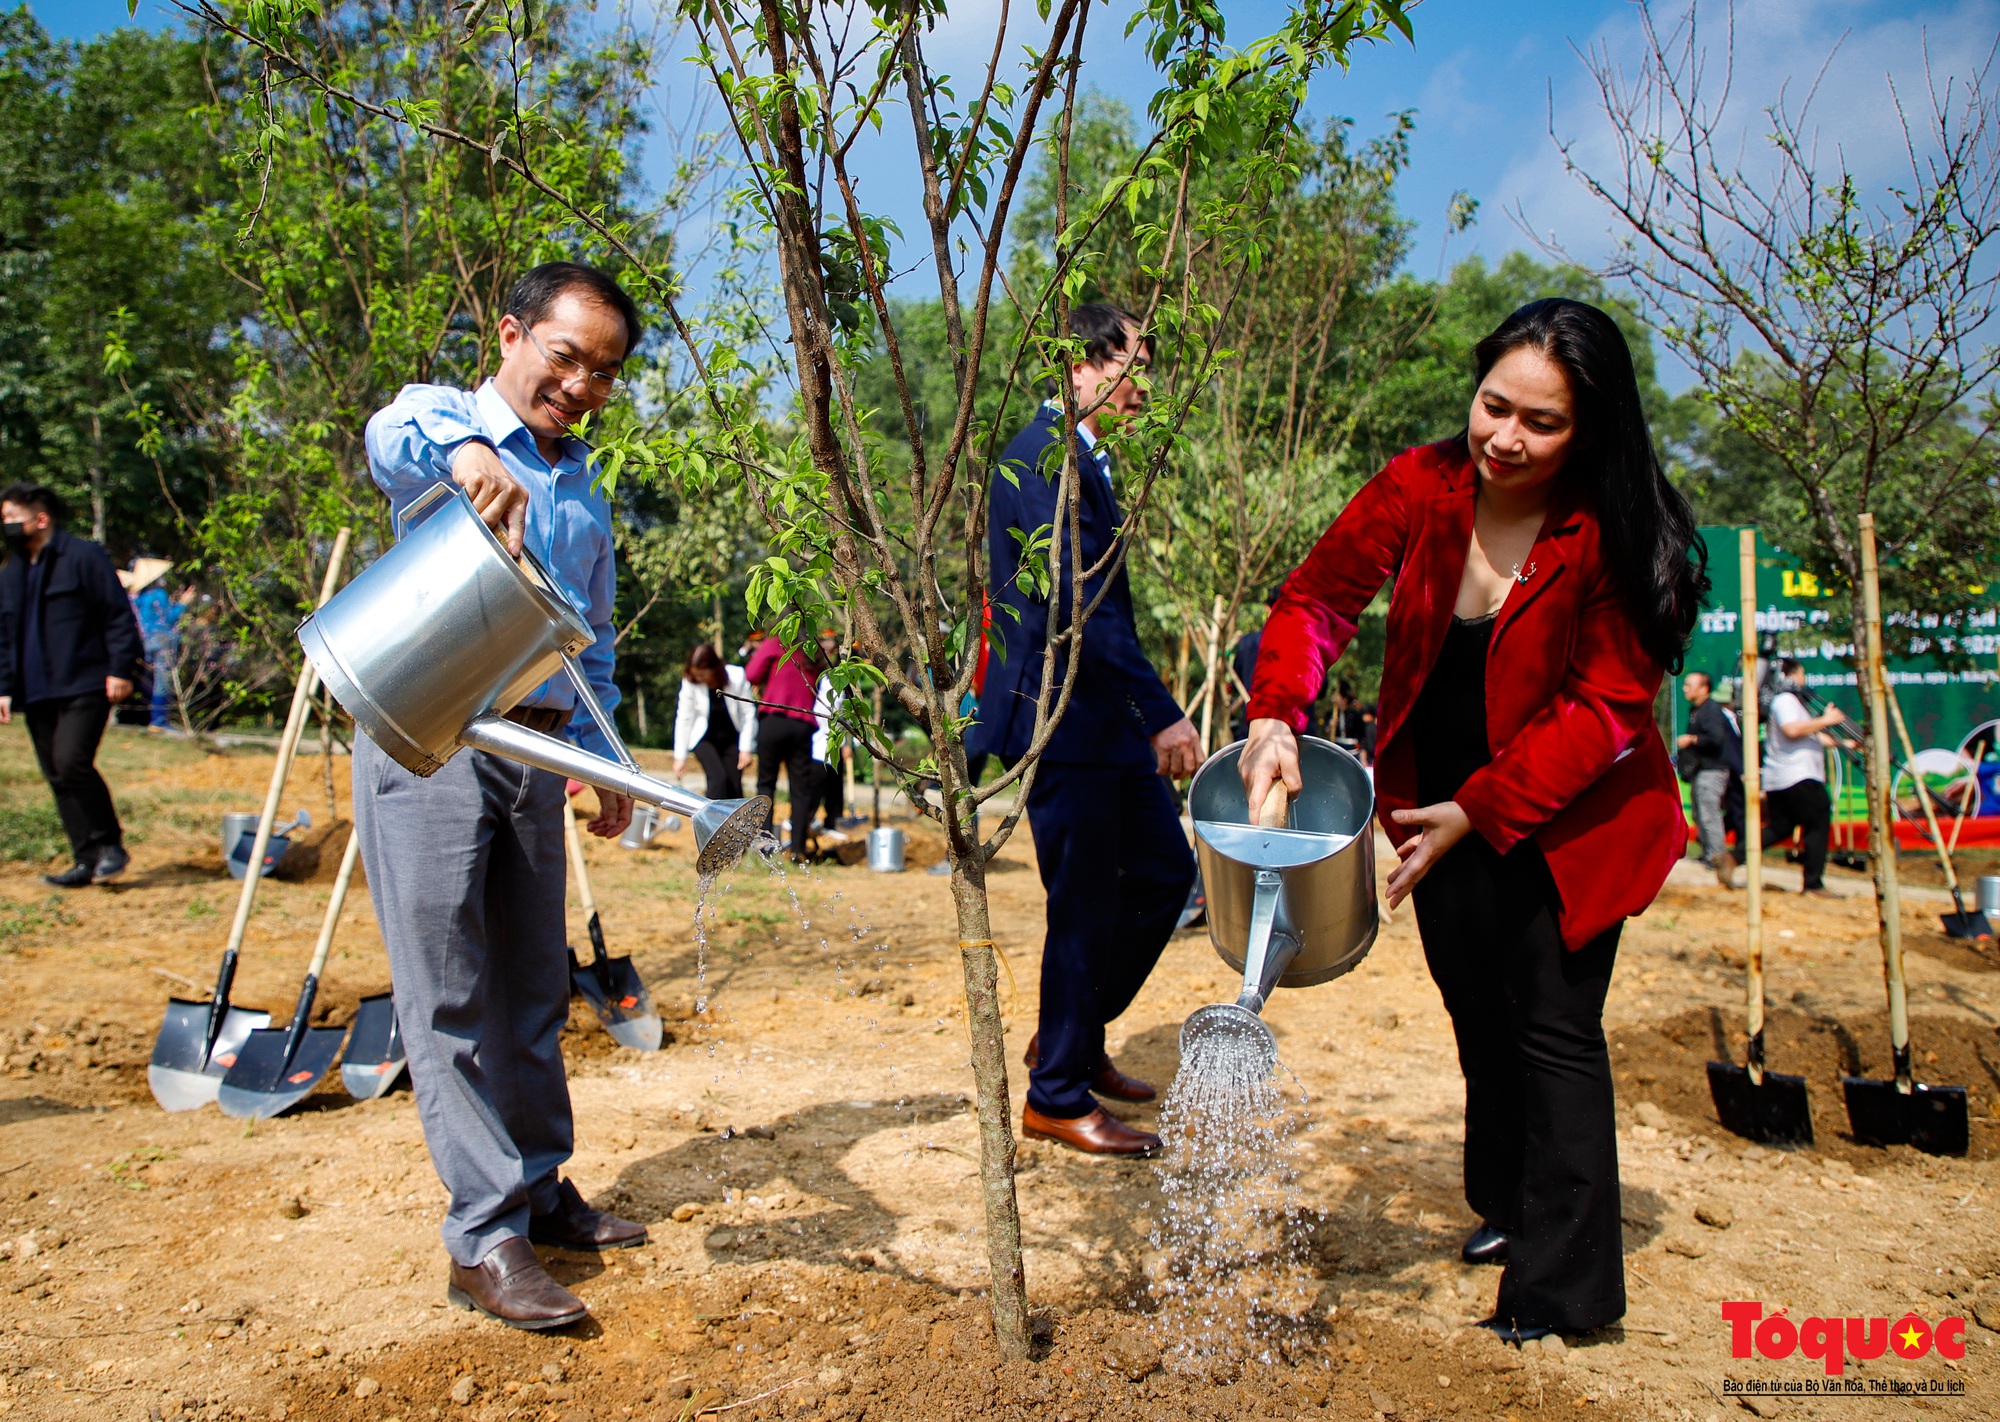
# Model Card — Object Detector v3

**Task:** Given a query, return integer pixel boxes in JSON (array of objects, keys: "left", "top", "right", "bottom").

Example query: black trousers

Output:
[
  {"left": 1763, "top": 779, "right": 1830, "bottom": 889},
  {"left": 1023, "top": 762, "right": 1193, "bottom": 1117},
  {"left": 1412, "top": 834, "right": 1625, "bottom": 1334},
  {"left": 755, "top": 713, "right": 817, "bottom": 857},
  {"left": 692, "top": 740, "right": 744, "bottom": 801},
  {"left": 812, "top": 755, "right": 845, "bottom": 827},
  {"left": 25, "top": 694, "right": 122, "bottom": 862}
]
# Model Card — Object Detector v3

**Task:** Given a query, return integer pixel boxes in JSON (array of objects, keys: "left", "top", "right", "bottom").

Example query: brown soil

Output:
[{"left": 2, "top": 727, "right": 1998, "bottom": 1421}]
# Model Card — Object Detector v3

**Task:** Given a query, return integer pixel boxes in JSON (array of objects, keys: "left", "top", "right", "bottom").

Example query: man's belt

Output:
[{"left": 502, "top": 705, "right": 571, "bottom": 736}]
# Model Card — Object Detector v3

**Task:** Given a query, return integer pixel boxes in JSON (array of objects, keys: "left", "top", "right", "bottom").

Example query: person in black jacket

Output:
[
  {"left": 0, "top": 484, "right": 144, "bottom": 885},
  {"left": 1675, "top": 670, "right": 1741, "bottom": 888},
  {"left": 967, "top": 303, "right": 1202, "bottom": 1158}
]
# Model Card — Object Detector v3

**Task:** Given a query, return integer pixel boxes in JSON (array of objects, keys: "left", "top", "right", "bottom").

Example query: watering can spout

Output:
[
  {"left": 1179, "top": 868, "right": 1301, "bottom": 1078},
  {"left": 459, "top": 716, "right": 768, "bottom": 877},
  {"left": 293, "top": 488, "right": 773, "bottom": 881}
]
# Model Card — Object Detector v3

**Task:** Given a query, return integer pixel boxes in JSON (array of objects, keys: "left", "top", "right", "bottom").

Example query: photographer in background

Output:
[{"left": 0, "top": 483, "right": 144, "bottom": 886}]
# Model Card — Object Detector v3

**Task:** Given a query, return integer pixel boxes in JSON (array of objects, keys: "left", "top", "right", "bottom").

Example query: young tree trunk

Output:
[
  {"left": 1196, "top": 594, "right": 1224, "bottom": 754},
  {"left": 940, "top": 750, "right": 1030, "bottom": 1358},
  {"left": 88, "top": 412, "right": 107, "bottom": 545}
]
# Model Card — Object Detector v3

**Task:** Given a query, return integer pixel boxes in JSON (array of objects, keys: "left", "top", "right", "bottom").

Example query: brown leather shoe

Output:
[
  {"left": 528, "top": 1178, "right": 648, "bottom": 1251},
  {"left": 1021, "top": 1104, "right": 1161, "bottom": 1157},
  {"left": 1023, "top": 1032, "right": 1158, "bottom": 1103},
  {"left": 1713, "top": 850, "right": 1737, "bottom": 889},
  {"left": 447, "top": 1237, "right": 587, "bottom": 1330}
]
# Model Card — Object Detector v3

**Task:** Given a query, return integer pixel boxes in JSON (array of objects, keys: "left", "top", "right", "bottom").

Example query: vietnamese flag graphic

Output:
[{"left": 1890, "top": 1315, "right": 1932, "bottom": 1359}]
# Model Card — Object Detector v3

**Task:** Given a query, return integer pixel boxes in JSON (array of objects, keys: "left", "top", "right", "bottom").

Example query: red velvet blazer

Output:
[{"left": 1246, "top": 439, "right": 1683, "bottom": 949}]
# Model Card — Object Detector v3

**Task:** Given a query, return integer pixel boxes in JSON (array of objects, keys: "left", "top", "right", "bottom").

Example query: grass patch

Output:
[
  {"left": 0, "top": 894, "right": 80, "bottom": 944},
  {"left": 0, "top": 800, "right": 66, "bottom": 862}
]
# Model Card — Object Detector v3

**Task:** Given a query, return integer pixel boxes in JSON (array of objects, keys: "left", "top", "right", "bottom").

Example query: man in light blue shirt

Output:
[{"left": 351, "top": 262, "right": 645, "bottom": 1332}]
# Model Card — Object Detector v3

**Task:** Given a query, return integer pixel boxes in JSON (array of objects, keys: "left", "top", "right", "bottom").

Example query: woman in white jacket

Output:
[{"left": 673, "top": 644, "right": 757, "bottom": 799}]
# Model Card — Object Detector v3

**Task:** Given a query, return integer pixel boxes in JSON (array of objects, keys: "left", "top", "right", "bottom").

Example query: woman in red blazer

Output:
[{"left": 1242, "top": 299, "right": 1706, "bottom": 1343}]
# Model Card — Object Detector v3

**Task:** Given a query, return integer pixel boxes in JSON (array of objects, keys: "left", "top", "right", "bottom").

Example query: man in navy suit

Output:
[{"left": 969, "top": 304, "right": 1200, "bottom": 1156}]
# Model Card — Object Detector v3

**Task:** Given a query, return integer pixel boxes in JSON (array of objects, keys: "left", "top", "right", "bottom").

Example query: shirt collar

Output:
[
  {"left": 476, "top": 379, "right": 586, "bottom": 472},
  {"left": 1041, "top": 397, "right": 1098, "bottom": 450}
]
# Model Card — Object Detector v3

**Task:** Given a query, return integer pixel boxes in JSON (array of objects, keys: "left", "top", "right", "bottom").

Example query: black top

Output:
[
  {"left": 0, "top": 528, "right": 145, "bottom": 705},
  {"left": 700, "top": 687, "right": 738, "bottom": 752},
  {"left": 1684, "top": 698, "right": 1741, "bottom": 775},
  {"left": 1413, "top": 612, "right": 1496, "bottom": 806}
]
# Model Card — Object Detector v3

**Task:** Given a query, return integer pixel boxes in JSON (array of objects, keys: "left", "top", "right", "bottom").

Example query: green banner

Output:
[{"left": 1673, "top": 527, "right": 2000, "bottom": 755}]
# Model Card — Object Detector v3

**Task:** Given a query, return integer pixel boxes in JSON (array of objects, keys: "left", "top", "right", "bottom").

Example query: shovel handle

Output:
[
  {"left": 1881, "top": 676, "right": 1961, "bottom": 894},
  {"left": 305, "top": 828, "right": 363, "bottom": 985},
  {"left": 1738, "top": 530, "right": 1765, "bottom": 1082},
  {"left": 563, "top": 795, "right": 600, "bottom": 925},
  {"left": 1255, "top": 780, "right": 1291, "bottom": 829},
  {"left": 204, "top": 947, "right": 241, "bottom": 1055},
  {"left": 221, "top": 528, "right": 352, "bottom": 961}
]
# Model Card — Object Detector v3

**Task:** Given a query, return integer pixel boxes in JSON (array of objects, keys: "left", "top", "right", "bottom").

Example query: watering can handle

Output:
[
  {"left": 1255, "top": 781, "right": 1291, "bottom": 829},
  {"left": 396, "top": 482, "right": 457, "bottom": 541}
]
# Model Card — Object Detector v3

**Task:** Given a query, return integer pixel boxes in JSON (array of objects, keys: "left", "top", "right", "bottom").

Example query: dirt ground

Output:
[{"left": 3, "top": 725, "right": 2000, "bottom": 1422}]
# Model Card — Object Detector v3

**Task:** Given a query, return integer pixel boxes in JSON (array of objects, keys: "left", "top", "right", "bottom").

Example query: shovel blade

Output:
[
  {"left": 570, "top": 952, "right": 663, "bottom": 1051},
  {"left": 1841, "top": 1076, "right": 1970, "bottom": 1156},
  {"left": 216, "top": 1024, "right": 350, "bottom": 1119},
  {"left": 148, "top": 998, "right": 271, "bottom": 1112},
  {"left": 341, "top": 993, "right": 407, "bottom": 1099},
  {"left": 1706, "top": 1061, "right": 1815, "bottom": 1145},
  {"left": 1941, "top": 910, "right": 1994, "bottom": 941}
]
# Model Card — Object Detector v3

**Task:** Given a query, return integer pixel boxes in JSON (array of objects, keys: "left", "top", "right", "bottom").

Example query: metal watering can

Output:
[
  {"left": 295, "top": 486, "right": 770, "bottom": 876},
  {"left": 1181, "top": 736, "right": 1378, "bottom": 1076}
]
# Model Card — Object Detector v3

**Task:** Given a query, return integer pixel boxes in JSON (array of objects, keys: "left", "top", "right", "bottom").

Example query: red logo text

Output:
[{"left": 1722, "top": 1302, "right": 1967, "bottom": 1376}]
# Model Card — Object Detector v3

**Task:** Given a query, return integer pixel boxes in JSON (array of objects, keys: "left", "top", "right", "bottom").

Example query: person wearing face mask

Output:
[
  {"left": 353, "top": 262, "right": 643, "bottom": 1332},
  {"left": 0, "top": 484, "right": 145, "bottom": 886},
  {"left": 1240, "top": 300, "right": 1707, "bottom": 1343},
  {"left": 968, "top": 302, "right": 1203, "bottom": 1158}
]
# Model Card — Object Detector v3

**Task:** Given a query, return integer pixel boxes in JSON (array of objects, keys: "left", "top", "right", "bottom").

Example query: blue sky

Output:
[{"left": 40, "top": 0, "right": 2000, "bottom": 384}]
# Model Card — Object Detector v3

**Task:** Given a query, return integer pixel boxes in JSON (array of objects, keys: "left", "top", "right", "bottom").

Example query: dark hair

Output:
[
  {"left": 685, "top": 642, "right": 723, "bottom": 680},
  {"left": 1686, "top": 669, "right": 1712, "bottom": 690},
  {"left": 1471, "top": 298, "right": 1708, "bottom": 672},
  {"left": 1069, "top": 302, "right": 1145, "bottom": 367},
  {"left": 504, "top": 262, "right": 643, "bottom": 358},
  {"left": 0, "top": 483, "right": 67, "bottom": 524},
  {"left": 1779, "top": 657, "right": 1804, "bottom": 677}
]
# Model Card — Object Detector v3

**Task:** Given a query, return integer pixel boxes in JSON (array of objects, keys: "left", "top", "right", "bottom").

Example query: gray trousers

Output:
[
  {"left": 352, "top": 732, "right": 573, "bottom": 1266},
  {"left": 1692, "top": 768, "right": 1730, "bottom": 865}
]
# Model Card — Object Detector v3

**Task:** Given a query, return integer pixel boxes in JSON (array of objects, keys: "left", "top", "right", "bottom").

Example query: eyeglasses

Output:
[{"left": 520, "top": 324, "right": 627, "bottom": 399}]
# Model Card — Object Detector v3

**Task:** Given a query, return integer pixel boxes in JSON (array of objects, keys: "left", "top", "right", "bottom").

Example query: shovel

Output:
[
  {"left": 1880, "top": 682, "right": 1992, "bottom": 940},
  {"left": 564, "top": 787, "right": 663, "bottom": 1051},
  {"left": 1840, "top": 514, "right": 1970, "bottom": 1155},
  {"left": 150, "top": 529, "right": 351, "bottom": 1112},
  {"left": 337, "top": 826, "right": 407, "bottom": 1100},
  {"left": 216, "top": 827, "right": 360, "bottom": 1119},
  {"left": 341, "top": 991, "right": 406, "bottom": 1100},
  {"left": 1708, "top": 529, "right": 1814, "bottom": 1145}
]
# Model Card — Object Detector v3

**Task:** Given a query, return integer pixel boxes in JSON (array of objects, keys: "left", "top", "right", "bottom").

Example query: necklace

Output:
[{"left": 1509, "top": 559, "right": 1538, "bottom": 584}]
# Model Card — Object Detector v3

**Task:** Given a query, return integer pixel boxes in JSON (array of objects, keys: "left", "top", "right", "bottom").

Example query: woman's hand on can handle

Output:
[
  {"left": 1241, "top": 718, "right": 1303, "bottom": 811},
  {"left": 1384, "top": 802, "right": 1471, "bottom": 908}
]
